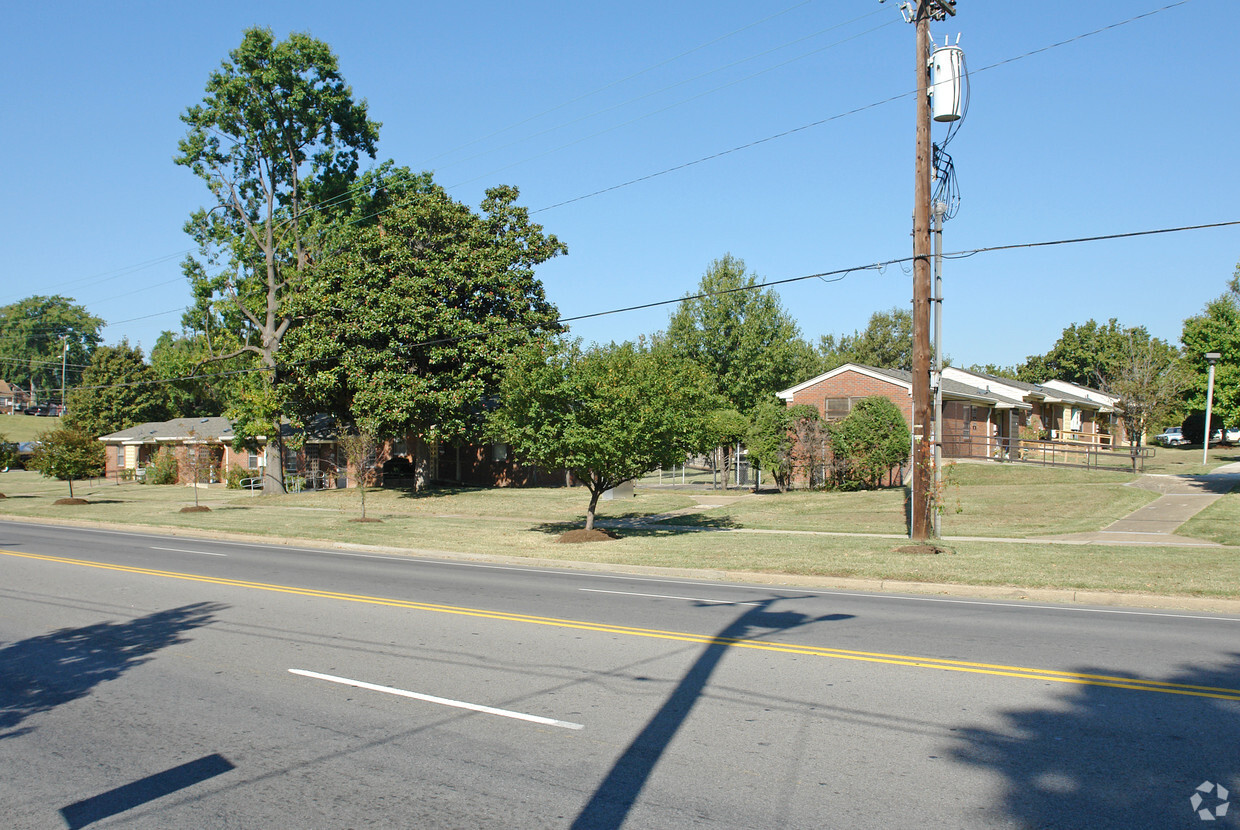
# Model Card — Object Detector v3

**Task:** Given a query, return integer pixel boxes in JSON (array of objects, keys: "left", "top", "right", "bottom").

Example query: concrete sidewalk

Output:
[{"left": 1035, "top": 462, "right": 1240, "bottom": 546}]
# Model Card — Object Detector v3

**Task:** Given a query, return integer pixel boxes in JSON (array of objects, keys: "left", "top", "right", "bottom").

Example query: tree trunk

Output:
[
  {"left": 585, "top": 488, "right": 602, "bottom": 531},
  {"left": 68, "top": 477, "right": 74, "bottom": 499},
  {"left": 263, "top": 438, "right": 286, "bottom": 494}
]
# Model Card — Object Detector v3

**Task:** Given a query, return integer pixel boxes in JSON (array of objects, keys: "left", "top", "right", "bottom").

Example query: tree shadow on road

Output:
[
  {"left": 572, "top": 597, "right": 852, "bottom": 829},
  {"left": 948, "top": 654, "right": 1240, "bottom": 828},
  {"left": 0, "top": 602, "right": 224, "bottom": 739}
]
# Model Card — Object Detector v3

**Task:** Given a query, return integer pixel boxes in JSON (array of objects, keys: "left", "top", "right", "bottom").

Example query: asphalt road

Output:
[{"left": 2, "top": 520, "right": 1238, "bottom": 829}]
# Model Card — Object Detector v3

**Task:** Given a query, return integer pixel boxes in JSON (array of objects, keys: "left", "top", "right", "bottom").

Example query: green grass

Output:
[
  {"left": 2, "top": 465, "right": 1239, "bottom": 600},
  {"left": 1139, "top": 444, "right": 1240, "bottom": 476},
  {"left": 0, "top": 413, "right": 62, "bottom": 443}
]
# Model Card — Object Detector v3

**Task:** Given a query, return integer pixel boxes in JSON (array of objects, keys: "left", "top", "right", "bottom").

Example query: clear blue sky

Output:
[{"left": 3, "top": 1, "right": 1236, "bottom": 372}]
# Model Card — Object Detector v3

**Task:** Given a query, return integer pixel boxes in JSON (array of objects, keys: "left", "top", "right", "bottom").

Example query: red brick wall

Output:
[{"left": 789, "top": 369, "right": 913, "bottom": 424}]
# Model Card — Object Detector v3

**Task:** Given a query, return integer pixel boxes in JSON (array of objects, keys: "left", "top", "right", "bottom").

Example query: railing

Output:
[{"left": 942, "top": 433, "right": 1152, "bottom": 472}]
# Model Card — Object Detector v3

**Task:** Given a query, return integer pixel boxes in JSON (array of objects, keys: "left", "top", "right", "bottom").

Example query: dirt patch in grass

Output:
[
  {"left": 895, "top": 544, "right": 951, "bottom": 555},
  {"left": 347, "top": 517, "right": 384, "bottom": 523},
  {"left": 557, "top": 528, "right": 620, "bottom": 543},
  {"left": 54, "top": 498, "right": 90, "bottom": 506},
  {"left": 179, "top": 505, "right": 212, "bottom": 513}
]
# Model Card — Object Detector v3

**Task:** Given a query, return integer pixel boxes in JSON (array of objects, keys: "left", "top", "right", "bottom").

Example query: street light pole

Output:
[
  {"left": 1203, "top": 351, "right": 1221, "bottom": 464},
  {"left": 59, "top": 335, "right": 69, "bottom": 416}
]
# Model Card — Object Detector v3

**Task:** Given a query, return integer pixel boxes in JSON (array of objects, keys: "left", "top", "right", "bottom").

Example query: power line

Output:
[{"left": 35, "top": 217, "right": 1239, "bottom": 397}]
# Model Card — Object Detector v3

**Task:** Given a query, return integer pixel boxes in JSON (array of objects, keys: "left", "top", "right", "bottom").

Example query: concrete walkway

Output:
[{"left": 1033, "top": 462, "right": 1240, "bottom": 546}]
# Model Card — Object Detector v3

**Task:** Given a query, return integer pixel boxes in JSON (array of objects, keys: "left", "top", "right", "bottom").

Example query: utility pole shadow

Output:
[{"left": 572, "top": 597, "right": 852, "bottom": 830}]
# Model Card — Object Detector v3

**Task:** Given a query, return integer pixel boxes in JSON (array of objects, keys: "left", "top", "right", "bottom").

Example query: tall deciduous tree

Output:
[
  {"left": 281, "top": 182, "right": 566, "bottom": 480},
  {"left": 492, "top": 340, "right": 716, "bottom": 531},
  {"left": 1018, "top": 318, "right": 1137, "bottom": 387},
  {"left": 663, "top": 255, "right": 818, "bottom": 414},
  {"left": 176, "top": 27, "right": 380, "bottom": 493},
  {"left": 818, "top": 306, "right": 914, "bottom": 371},
  {"left": 0, "top": 296, "right": 103, "bottom": 398},
  {"left": 149, "top": 331, "right": 252, "bottom": 418},
  {"left": 64, "top": 340, "right": 171, "bottom": 437},
  {"left": 1180, "top": 266, "right": 1240, "bottom": 430}
]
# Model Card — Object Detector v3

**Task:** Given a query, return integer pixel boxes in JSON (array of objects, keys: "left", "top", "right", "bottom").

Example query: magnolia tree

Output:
[{"left": 492, "top": 340, "right": 716, "bottom": 531}]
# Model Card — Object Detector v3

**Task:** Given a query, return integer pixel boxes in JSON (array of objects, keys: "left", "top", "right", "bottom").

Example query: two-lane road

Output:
[{"left": 2, "top": 520, "right": 1237, "bottom": 828}]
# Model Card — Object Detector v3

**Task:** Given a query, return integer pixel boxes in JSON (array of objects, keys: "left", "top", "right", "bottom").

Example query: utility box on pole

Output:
[{"left": 931, "top": 44, "right": 965, "bottom": 122}]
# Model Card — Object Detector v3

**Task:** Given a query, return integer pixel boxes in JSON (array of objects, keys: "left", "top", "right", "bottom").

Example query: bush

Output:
[
  {"left": 829, "top": 396, "right": 910, "bottom": 490},
  {"left": 226, "top": 464, "right": 259, "bottom": 489},
  {"left": 145, "top": 447, "right": 179, "bottom": 485}
]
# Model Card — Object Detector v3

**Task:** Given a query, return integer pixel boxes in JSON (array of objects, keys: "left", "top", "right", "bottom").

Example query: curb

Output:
[{"left": 3, "top": 513, "right": 1240, "bottom": 614}]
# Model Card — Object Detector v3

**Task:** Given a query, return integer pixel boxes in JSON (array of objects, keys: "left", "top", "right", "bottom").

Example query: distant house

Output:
[
  {"left": 97, "top": 416, "right": 566, "bottom": 490},
  {"left": 777, "top": 363, "right": 1031, "bottom": 461},
  {"left": 0, "top": 381, "right": 31, "bottom": 415},
  {"left": 941, "top": 368, "right": 1125, "bottom": 447}
]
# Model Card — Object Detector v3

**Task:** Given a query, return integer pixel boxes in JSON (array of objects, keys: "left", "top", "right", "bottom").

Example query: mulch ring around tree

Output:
[
  {"left": 179, "top": 505, "right": 212, "bottom": 513},
  {"left": 557, "top": 528, "right": 621, "bottom": 544},
  {"left": 348, "top": 517, "right": 383, "bottom": 523},
  {"left": 894, "top": 544, "right": 953, "bottom": 555},
  {"left": 55, "top": 498, "right": 90, "bottom": 506}
]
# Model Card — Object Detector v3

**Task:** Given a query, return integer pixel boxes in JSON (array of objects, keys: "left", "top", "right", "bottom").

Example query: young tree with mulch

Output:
[
  {"left": 28, "top": 426, "right": 105, "bottom": 501},
  {"left": 338, "top": 429, "right": 380, "bottom": 522}
]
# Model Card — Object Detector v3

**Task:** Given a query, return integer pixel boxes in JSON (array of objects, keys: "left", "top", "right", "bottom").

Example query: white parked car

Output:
[{"left": 1154, "top": 427, "right": 1187, "bottom": 447}]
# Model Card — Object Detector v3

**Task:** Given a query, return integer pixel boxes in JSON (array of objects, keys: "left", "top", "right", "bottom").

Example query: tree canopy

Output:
[
  {"left": 281, "top": 182, "right": 566, "bottom": 445},
  {"left": 176, "top": 27, "right": 380, "bottom": 492},
  {"left": 818, "top": 306, "right": 913, "bottom": 372},
  {"left": 64, "top": 340, "right": 171, "bottom": 438},
  {"left": 0, "top": 296, "right": 103, "bottom": 398},
  {"left": 492, "top": 339, "right": 716, "bottom": 530},
  {"left": 28, "top": 426, "right": 106, "bottom": 499},
  {"left": 663, "top": 255, "right": 817, "bottom": 413},
  {"left": 1180, "top": 266, "right": 1240, "bottom": 430},
  {"left": 1018, "top": 318, "right": 1146, "bottom": 387}
]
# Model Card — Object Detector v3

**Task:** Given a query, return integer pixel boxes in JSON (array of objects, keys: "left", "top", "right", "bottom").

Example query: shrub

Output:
[
  {"left": 226, "top": 464, "right": 258, "bottom": 489},
  {"left": 145, "top": 447, "right": 179, "bottom": 485},
  {"left": 829, "top": 396, "right": 910, "bottom": 490}
]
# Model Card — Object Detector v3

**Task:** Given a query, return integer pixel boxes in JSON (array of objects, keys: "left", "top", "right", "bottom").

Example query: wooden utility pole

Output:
[{"left": 908, "top": 0, "right": 954, "bottom": 540}]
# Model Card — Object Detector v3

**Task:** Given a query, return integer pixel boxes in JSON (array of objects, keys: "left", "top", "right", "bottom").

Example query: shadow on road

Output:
[
  {"left": 0, "top": 602, "right": 224, "bottom": 739},
  {"left": 572, "top": 597, "right": 852, "bottom": 830},
  {"left": 949, "top": 654, "right": 1240, "bottom": 828},
  {"left": 60, "top": 753, "right": 235, "bottom": 829}
]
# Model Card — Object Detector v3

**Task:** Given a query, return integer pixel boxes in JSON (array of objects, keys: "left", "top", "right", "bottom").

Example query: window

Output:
[{"left": 824, "top": 397, "right": 855, "bottom": 421}]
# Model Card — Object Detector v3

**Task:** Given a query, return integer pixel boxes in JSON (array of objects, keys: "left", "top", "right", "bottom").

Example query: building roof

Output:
[
  {"left": 99, "top": 417, "right": 236, "bottom": 444},
  {"left": 98, "top": 415, "right": 341, "bottom": 444},
  {"left": 943, "top": 368, "right": 1115, "bottom": 412},
  {"left": 777, "top": 363, "right": 1030, "bottom": 410}
]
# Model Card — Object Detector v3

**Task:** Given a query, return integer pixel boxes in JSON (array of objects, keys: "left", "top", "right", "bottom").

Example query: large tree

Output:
[
  {"left": 1180, "top": 265, "right": 1240, "bottom": 430},
  {"left": 1018, "top": 318, "right": 1140, "bottom": 387},
  {"left": 0, "top": 296, "right": 103, "bottom": 400},
  {"left": 280, "top": 182, "right": 566, "bottom": 479},
  {"left": 663, "top": 255, "right": 818, "bottom": 413},
  {"left": 818, "top": 306, "right": 914, "bottom": 372},
  {"left": 176, "top": 27, "right": 380, "bottom": 492},
  {"left": 64, "top": 340, "right": 171, "bottom": 437},
  {"left": 149, "top": 330, "right": 252, "bottom": 418},
  {"left": 492, "top": 339, "right": 716, "bottom": 531}
]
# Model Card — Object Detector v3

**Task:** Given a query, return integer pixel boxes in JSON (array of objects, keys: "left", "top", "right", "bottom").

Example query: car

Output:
[
  {"left": 1227, "top": 427, "right": 1240, "bottom": 444},
  {"left": 1154, "top": 426, "right": 1187, "bottom": 447}
]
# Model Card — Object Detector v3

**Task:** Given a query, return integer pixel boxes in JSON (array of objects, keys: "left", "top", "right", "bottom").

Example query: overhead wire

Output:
[
  {"left": 9, "top": 0, "right": 1198, "bottom": 313},
  {"left": 19, "top": 217, "right": 1238, "bottom": 397}
]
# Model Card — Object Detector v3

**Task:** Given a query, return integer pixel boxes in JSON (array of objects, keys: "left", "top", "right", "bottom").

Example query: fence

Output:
[{"left": 942, "top": 433, "right": 1152, "bottom": 472}]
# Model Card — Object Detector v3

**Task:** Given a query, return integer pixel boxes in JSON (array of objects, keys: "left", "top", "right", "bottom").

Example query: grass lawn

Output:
[
  {"left": 2, "top": 462, "right": 1238, "bottom": 600},
  {"left": 0, "top": 413, "right": 62, "bottom": 443}
]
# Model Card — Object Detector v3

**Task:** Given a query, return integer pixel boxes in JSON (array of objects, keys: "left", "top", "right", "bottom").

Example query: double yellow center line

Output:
[{"left": 6, "top": 549, "right": 1239, "bottom": 701}]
